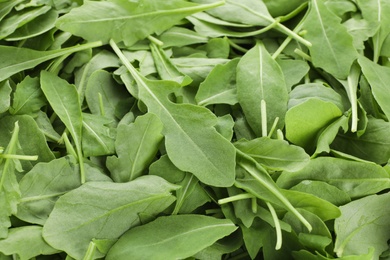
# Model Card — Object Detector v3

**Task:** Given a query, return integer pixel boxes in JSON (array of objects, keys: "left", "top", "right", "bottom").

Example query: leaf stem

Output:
[
  {"left": 236, "top": 150, "right": 312, "bottom": 232},
  {"left": 294, "top": 48, "right": 312, "bottom": 62},
  {"left": 0, "top": 122, "right": 20, "bottom": 192},
  {"left": 267, "top": 117, "right": 279, "bottom": 138},
  {"left": 61, "top": 132, "right": 78, "bottom": 160},
  {"left": 83, "top": 241, "right": 97, "bottom": 260},
  {"left": 266, "top": 202, "right": 282, "bottom": 250},
  {"left": 275, "top": 22, "right": 312, "bottom": 48},
  {"left": 218, "top": 193, "right": 256, "bottom": 204},
  {"left": 0, "top": 154, "right": 38, "bottom": 161},
  {"left": 98, "top": 93, "right": 105, "bottom": 117},
  {"left": 147, "top": 35, "right": 164, "bottom": 46}
]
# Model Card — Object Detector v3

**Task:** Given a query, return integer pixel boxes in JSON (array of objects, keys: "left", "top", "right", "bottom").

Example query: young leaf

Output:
[
  {"left": 17, "top": 157, "right": 111, "bottom": 225},
  {"left": 149, "top": 42, "right": 192, "bottom": 86},
  {"left": 237, "top": 42, "right": 288, "bottom": 136},
  {"left": 159, "top": 27, "right": 208, "bottom": 48},
  {"left": 106, "top": 215, "right": 237, "bottom": 260},
  {"left": 111, "top": 40, "right": 236, "bottom": 187},
  {"left": 358, "top": 55, "right": 390, "bottom": 121},
  {"left": 335, "top": 192, "right": 390, "bottom": 259},
  {"left": 277, "top": 157, "right": 390, "bottom": 199},
  {"left": 195, "top": 58, "right": 239, "bottom": 106},
  {"left": 9, "top": 76, "right": 46, "bottom": 117},
  {"left": 0, "top": 80, "right": 11, "bottom": 114},
  {"left": 56, "top": 0, "right": 225, "bottom": 46},
  {"left": 302, "top": 0, "right": 358, "bottom": 79},
  {"left": 81, "top": 113, "right": 116, "bottom": 157},
  {"left": 40, "top": 71, "right": 85, "bottom": 183},
  {"left": 106, "top": 113, "right": 163, "bottom": 182},
  {"left": 234, "top": 137, "right": 310, "bottom": 172},
  {"left": 42, "top": 176, "right": 178, "bottom": 260},
  {"left": 356, "top": 0, "right": 390, "bottom": 62},
  {"left": 0, "top": 226, "right": 59, "bottom": 260},
  {"left": 0, "top": 41, "right": 102, "bottom": 82}
]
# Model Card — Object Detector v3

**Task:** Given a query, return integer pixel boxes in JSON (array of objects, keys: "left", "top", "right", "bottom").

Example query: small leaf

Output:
[
  {"left": 303, "top": 0, "right": 358, "bottom": 79},
  {"left": 106, "top": 113, "right": 163, "bottom": 182},
  {"left": 0, "top": 80, "right": 11, "bottom": 114},
  {"left": 106, "top": 215, "right": 237, "bottom": 260}
]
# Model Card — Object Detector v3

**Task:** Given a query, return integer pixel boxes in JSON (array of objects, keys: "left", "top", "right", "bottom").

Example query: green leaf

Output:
[
  {"left": 17, "top": 157, "right": 111, "bottom": 225},
  {"left": 0, "top": 80, "right": 11, "bottom": 114},
  {"left": 303, "top": 0, "right": 358, "bottom": 79},
  {"left": 9, "top": 76, "right": 46, "bottom": 117},
  {"left": 0, "top": 41, "right": 102, "bottom": 82},
  {"left": 106, "top": 215, "right": 237, "bottom": 260},
  {"left": 6, "top": 9, "right": 58, "bottom": 41},
  {"left": 277, "top": 59, "right": 310, "bottom": 91},
  {"left": 195, "top": 58, "right": 238, "bottom": 106},
  {"left": 106, "top": 113, "right": 163, "bottom": 182},
  {"left": 235, "top": 137, "right": 310, "bottom": 172},
  {"left": 42, "top": 176, "right": 178, "bottom": 260},
  {"left": 335, "top": 192, "right": 390, "bottom": 258},
  {"left": 277, "top": 157, "right": 390, "bottom": 199},
  {"left": 149, "top": 42, "right": 192, "bottom": 86},
  {"left": 159, "top": 27, "right": 208, "bottom": 48},
  {"left": 0, "top": 5, "right": 50, "bottom": 39},
  {"left": 40, "top": 71, "right": 85, "bottom": 182},
  {"left": 81, "top": 113, "right": 116, "bottom": 157},
  {"left": 356, "top": 0, "right": 390, "bottom": 62},
  {"left": 358, "top": 55, "right": 390, "bottom": 121},
  {"left": 332, "top": 117, "right": 390, "bottom": 164},
  {"left": 112, "top": 41, "right": 236, "bottom": 187},
  {"left": 237, "top": 42, "right": 288, "bottom": 136},
  {"left": 0, "top": 226, "right": 59, "bottom": 260},
  {"left": 285, "top": 98, "right": 342, "bottom": 150},
  {"left": 56, "top": 0, "right": 224, "bottom": 46}
]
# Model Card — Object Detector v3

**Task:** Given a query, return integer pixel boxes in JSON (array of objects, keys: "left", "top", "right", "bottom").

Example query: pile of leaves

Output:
[{"left": 1, "top": 0, "right": 390, "bottom": 259}]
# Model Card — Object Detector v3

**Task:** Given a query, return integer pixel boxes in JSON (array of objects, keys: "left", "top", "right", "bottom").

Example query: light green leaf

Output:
[
  {"left": 237, "top": 42, "right": 288, "bottom": 137},
  {"left": 0, "top": 80, "right": 11, "bottom": 114},
  {"left": 303, "top": 0, "right": 358, "bottom": 79},
  {"left": 335, "top": 192, "right": 390, "bottom": 258},
  {"left": 196, "top": 58, "right": 238, "bottom": 106},
  {"left": 106, "top": 215, "right": 237, "bottom": 260},
  {"left": 9, "top": 76, "right": 46, "bottom": 117},
  {"left": 0, "top": 226, "right": 59, "bottom": 260},
  {"left": 0, "top": 5, "right": 50, "bottom": 39},
  {"left": 285, "top": 98, "right": 342, "bottom": 149},
  {"left": 40, "top": 71, "right": 85, "bottom": 182},
  {"left": 358, "top": 55, "right": 390, "bottom": 121},
  {"left": 277, "top": 157, "right": 390, "bottom": 199},
  {"left": 235, "top": 137, "right": 310, "bottom": 172},
  {"left": 150, "top": 42, "right": 192, "bottom": 86},
  {"left": 17, "top": 157, "right": 111, "bottom": 225},
  {"left": 277, "top": 59, "right": 310, "bottom": 91},
  {"left": 42, "top": 176, "right": 178, "bottom": 260},
  {"left": 106, "top": 113, "right": 163, "bottom": 182},
  {"left": 0, "top": 41, "right": 102, "bottom": 82},
  {"left": 81, "top": 113, "right": 116, "bottom": 157},
  {"left": 56, "top": 0, "right": 224, "bottom": 46},
  {"left": 159, "top": 27, "right": 208, "bottom": 48},
  {"left": 6, "top": 9, "right": 58, "bottom": 41},
  {"left": 112, "top": 41, "right": 236, "bottom": 187}
]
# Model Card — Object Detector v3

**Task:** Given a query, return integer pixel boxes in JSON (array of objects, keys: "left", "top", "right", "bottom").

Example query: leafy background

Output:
[{"left": 0, "top": 0, "right": 390, "bottom": 259}]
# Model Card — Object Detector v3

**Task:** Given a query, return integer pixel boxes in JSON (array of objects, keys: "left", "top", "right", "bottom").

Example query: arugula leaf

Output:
[
  {"left": 0, "top": 226, "right": 59, "bottom": 260},
  {"left": 303, "top": 0, "right": 358, "bottom": 79},
  {"left": 0, "top": 81, "right": 11, "bottom": 114},
  {"left": 106, "top": 215, "right": 237, "bottom": 260},
  {"left": 107, "top": 113, "right": 163, "bottom": 182},
  {"left": 111, "top": 40, "right": 236, "bottom": 187},
  {"left": 335, "top": 192, "right": 390, "bottom": 258},
  {"left": 237, "top": 42, "right": 288, "bottom": 137},
  {"left": 42, "top": 176, "right": 178, "bottom": 259},
  {"left": 56, "top": 0, "right": 224, "bottom": 46}
]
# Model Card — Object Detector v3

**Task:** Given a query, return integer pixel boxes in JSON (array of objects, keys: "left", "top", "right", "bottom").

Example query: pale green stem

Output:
[
  {"left": 251, "top": 197, "right": 258, "bottom": 214},
  {"left": 82, "top": 241, "right": 97, "bottom": 260},
  {"left": 348, "top": 76, "right": 358, "bottom": 133},
  {"left": 62, "top": 133, "right": 78, "bottom": 160},
  {"left": 268, "top": 117, "right": 279, "bottom": 138},
  {"left": 227, "top": 38, "right": 249, "bottom": 53},
  {"left": 147, "top": 35, "right": 164, "bottom": 46},
  {"left": 0, "top": 154, "right": 38, "bottom": 161},
  {"left": 218, "top": 193, "right": 256, "bottom": 204},
  {"left": 276, "top": 129, "right": 284, "bottom": 140},
  {"left": 275, "top": 22, "right": 312, "bottom": 48},
  {"left": 236, "top": 150, "right": 312, "bottom": 232},
  {"left": 272, "top": 22, "right": 305, "bottom": 60},
  {"left": 266, "top": 202, "right": 283, "bottom": 250},
  {"left": 294, "top": 48, "right": 312, "bottom": 62},
  {"left": 0, "top": 122, "right": 19, "bottom": 191}
]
